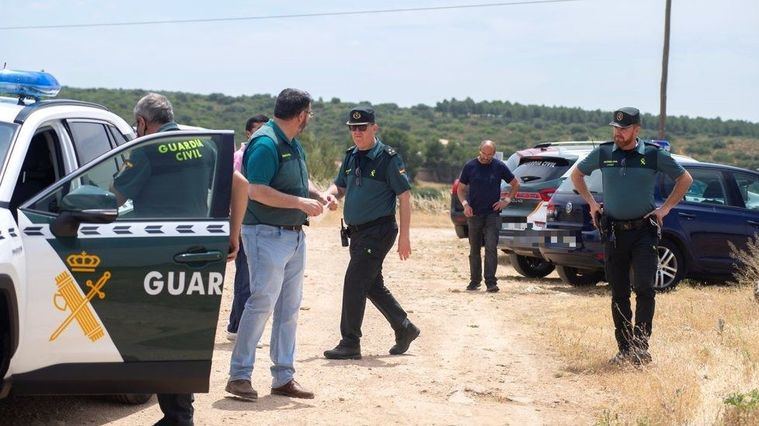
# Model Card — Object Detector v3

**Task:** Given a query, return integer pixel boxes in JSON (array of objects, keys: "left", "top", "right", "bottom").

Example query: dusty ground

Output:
[{"left": 0, "top": 225, "right": 610, "bottom": 425}]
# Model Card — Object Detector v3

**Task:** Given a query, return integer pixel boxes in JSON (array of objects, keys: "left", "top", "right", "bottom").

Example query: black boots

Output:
[{"left": 389, "top": 321, "right": 420, "bottom": 355}]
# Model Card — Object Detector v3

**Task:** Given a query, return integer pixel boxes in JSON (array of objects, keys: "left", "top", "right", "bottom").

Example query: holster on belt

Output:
[{"left": 595, "top": 212, "right": 613, "bottom": 242}]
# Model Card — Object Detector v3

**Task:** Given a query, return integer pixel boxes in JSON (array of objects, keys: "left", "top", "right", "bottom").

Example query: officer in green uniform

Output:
[
  {"left": 112, "top": 93, "right": 215, "bottom": 425},
  {"left": 322, "top": 106, "right": 420, "bottom": 360},
  {"left": 113, "top": 95, "right": 215, "bottom": 218},
  {"left": 571, "top": 107, "right": 693, "bottom": 365}
]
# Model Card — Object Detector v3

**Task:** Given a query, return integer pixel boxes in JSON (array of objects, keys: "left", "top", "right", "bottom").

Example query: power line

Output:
[{"left": 0, "top": 0, "right": 579, "bottom": 31}]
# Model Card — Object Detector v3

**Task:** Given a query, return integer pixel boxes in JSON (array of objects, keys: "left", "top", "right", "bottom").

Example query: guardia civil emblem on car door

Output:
[{"left": 50, "top": 251, "right": 111, "bottom": 342}]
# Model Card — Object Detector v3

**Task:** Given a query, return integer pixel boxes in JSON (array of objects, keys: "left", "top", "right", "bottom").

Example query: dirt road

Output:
[{"left": 1, "top": 226, "right": 606, "bottom": 425}]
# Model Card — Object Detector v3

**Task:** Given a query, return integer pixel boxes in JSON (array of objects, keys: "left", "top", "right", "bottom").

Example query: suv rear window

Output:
[
  {"left": 556, "top": 168, "right": 603, "bottom": 193},
  {"left": 513, "top": 157, "right": 571, "bottom": 184}
]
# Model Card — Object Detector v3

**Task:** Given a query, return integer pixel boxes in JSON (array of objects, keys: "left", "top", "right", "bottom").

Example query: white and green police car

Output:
[{"left": 0, "top": 70, "right": 234, "bottom": 403}]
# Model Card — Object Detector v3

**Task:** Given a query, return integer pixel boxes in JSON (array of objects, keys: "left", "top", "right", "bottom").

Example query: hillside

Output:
[{"left": 59, "top": 87, "right": 759, "bottom": 182}]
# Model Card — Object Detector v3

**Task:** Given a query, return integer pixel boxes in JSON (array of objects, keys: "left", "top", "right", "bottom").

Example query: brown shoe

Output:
[
  {"left": 271, "top": 379, "right": 314, "bottom": 399},
  {"left": 226, "top": 379, "right": 258, "bottom": 401}
]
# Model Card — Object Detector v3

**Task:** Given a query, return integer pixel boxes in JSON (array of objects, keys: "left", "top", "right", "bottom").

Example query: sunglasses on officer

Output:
[{"left": 348, "top": 124, "right": 369, "bottom": 132}]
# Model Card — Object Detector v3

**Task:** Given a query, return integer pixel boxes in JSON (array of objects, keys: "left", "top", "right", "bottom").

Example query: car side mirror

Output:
[{"left": 51, "top": 185, "right": 118, "bottom": 238}]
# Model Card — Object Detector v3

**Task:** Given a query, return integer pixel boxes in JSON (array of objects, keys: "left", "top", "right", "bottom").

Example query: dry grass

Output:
[
  {"left": 729, "top": 235, "right": 759, "bottom": 304},
  {"left": 533, "top": 283, "right": 759, "bottom": 425}
]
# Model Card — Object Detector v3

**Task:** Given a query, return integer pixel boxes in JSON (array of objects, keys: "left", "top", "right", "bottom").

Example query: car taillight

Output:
[
  {"left": 451, "top": 179, "right": 459, "bottom": 195},
  {"left": 515, "top": 192, "right": 541, "bottom": 200},
  {"left": 539, "top": 188, "right": 556, "bottom": 202}
]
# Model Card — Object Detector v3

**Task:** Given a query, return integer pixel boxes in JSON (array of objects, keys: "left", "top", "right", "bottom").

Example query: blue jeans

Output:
[
  {"left": 229, "top": 224, "right": 305, "bottom": 388},
  {"left": 227, "top": 237, "right": 250, "bottom": 333}
]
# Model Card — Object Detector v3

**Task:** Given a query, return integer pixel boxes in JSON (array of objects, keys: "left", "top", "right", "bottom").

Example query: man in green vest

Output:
[
  {"left": 226, "top": 88, "right": 331, "bottom": 401},
  {"left": 571, "top": 107, "right": 692, "bottom": 366}
]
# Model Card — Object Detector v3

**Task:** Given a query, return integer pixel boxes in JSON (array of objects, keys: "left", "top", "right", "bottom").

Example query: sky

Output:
[{"left": 2, "top": 0, "right": 758, "bottom": 122}]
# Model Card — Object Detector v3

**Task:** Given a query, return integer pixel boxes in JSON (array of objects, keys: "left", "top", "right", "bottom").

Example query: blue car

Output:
[{"left": 539, "top": 158, "right": 759, "bottom": 290}]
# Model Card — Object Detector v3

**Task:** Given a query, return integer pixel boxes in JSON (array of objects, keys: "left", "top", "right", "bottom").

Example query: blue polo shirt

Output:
[{"left": 459, "top": 158, "right": 515, "bottom": 216}]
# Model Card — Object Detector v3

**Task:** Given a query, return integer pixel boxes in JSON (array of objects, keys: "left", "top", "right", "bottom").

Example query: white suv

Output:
[{"left": 0, "top": 71, "right": 234, "bottom": 402}]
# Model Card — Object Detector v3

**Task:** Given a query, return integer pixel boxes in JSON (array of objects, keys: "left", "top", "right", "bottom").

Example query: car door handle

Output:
[
  {"left": 678, "top": 212, "right": 696, "bottom": 220},
  {"left": 174, "top": 251, "right": 223, "bottom": 264},
  {"left": 748, "top": 220, "right": 759, "bottom": 226}
]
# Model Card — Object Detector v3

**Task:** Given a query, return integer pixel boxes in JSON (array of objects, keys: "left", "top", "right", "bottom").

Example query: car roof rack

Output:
[{"left": 14, "top": 99, "right": 109, "bottom": 124}]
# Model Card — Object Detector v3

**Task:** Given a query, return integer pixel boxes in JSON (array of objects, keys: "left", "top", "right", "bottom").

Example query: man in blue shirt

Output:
[{"left": 457, "top": 140, "right": 519, "bottom": 292}]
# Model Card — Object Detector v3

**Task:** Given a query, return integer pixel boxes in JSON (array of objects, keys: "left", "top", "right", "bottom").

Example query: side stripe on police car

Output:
[{"left": 22, "top": 221, "right": 230, "bottom": 238}]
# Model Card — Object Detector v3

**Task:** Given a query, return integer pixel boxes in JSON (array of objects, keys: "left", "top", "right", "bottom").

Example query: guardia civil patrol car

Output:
[{"left": 0, "top": 69, "right": 234, "bottom": 403}]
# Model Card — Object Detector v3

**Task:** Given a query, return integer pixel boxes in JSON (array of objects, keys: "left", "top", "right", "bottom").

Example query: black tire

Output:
[
  {"left": 509, "top": 253, "right": 555, "bottom": 278},
  {"left": 654, "top": 239, "right": 685, "bottom": 291},
  {"left": 556, "top": 265, "right": 603, "bottom": 286},
  {"left": 113, "top": 394, "right": 153, "bottom": 405},
  {"left": 454, "top": 224, "right": 468, "bottom": 239}
]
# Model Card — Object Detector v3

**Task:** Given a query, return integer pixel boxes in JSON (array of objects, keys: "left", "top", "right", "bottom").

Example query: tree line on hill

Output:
[{"left": 60, "top": 88, "right": 759, "bottom": 183}]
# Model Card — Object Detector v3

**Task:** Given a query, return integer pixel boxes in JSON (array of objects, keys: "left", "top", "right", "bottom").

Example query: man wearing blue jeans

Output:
[
  {"left": 457, "top": 140, "right": 519, "bottom": 293},
  {"left": 226, "top": 88, "right": 334, "bottom": 401}
]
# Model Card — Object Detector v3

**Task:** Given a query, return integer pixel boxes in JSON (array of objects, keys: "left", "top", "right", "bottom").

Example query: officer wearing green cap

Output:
[
  {"left": 322, "top": 106, "right": 420, "bottom": 360},
  {"left": 571, "top": 107, "right": 693, "bottom": 366}
]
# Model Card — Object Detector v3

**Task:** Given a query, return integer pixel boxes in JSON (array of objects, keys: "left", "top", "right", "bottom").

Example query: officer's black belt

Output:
[
  {"left": 261, "top": 224, "right": 304, "bottom": 231},
  {"left": 347, "top": 215, "right": 395, "bottom": 233},
  {"left": 611, "top": 217, "right": 649, "bottom": 231}
]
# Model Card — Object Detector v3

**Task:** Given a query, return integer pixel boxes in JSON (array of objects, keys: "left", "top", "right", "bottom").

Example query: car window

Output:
[
  {"left": 513, "top": 157, "right": 571, "bottom": 183},
  {"left": 68, "top": 121, "right": 114, "bottom": 165},
  {"left": 556, "top": 168, "right": 602, "bottom": 193},
  {"left": 0, "top": 122, "right": 18, "bottom": 170},
  {"left": 732, "top": 171, "right": 759, "bottom": 210},
  {"left": 677, "top": 168, "right": 729, "bottom": 206},
  {"left": 504, "top": 152, "right": 520, "bottom": 171},
  {"left": 30, "top": 134, "right": 220, "bottom": 219},
  {"left": 107, "top": 124, "right": 130, "bottom": 146}
]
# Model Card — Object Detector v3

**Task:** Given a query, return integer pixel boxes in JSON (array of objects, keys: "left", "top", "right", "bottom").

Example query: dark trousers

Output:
[
  {"left": 467, "top": 212, "right": 500, "bottom": 287},
  {"left": 156, "top": 393, "right": 194, "bottom": 426},
  {"left": 227, "top": 237, "right": 250, "bottom": 333},
  {"left": 340, "top": 221, "right": 408, "bottom": 348},
  {"left": 604, "top": 223, "right": 658, "bottom": 352}
]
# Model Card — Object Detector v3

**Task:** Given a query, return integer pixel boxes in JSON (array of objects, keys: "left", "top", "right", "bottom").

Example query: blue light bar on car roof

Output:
[
  {"left": 650, "top": 139, "right": 671, "bottom": 152},
  {"left": 0, "top": 68, "right": 61, "bottom": 102}
]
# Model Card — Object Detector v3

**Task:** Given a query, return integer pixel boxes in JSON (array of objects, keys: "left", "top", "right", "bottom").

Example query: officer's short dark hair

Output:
[
  {"left": 245, "top": 114, "right": 269, "bottom": 132},
  {"left": 274, "top": 88, "right": 312, "bottom": 120},
  {"left": 134, "top": 93, "right": 174, "bottom": 125}
]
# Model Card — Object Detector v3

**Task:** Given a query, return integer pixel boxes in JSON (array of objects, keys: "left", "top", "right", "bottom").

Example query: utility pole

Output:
[{"left": 658, "top": 0, "right": 672, "bottom": 139}]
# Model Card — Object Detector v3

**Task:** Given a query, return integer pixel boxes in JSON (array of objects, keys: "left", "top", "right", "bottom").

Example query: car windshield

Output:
[
  {"left": 513, "top": 157, "right": 571, "bottom": 184},
  {"left": 0, "top": 122, "right": 19, "bottom": 170}
]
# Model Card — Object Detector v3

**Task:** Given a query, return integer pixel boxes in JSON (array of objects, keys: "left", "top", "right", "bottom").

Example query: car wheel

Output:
[
  {"left": 454, "top": 224, "right": 468, "bottom": 239},
  {"left": 509, "top": 253, "right": 555, "bottom": 278},
  {"left": 655, "top": 239, "right": 685, "bottom": 291},
  {"left": 113, "top": 394, "right": 153, "bottom": 405},
  {"left": 556, "top": 265, "right": 603, "bottom": 286}
]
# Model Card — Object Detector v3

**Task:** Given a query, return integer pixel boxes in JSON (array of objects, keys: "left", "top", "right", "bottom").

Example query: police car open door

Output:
[{"left": 13, "top": 130, "right": 234, "bottom": 395}]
